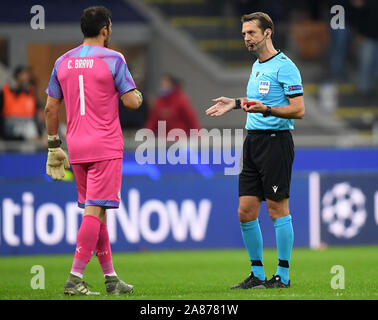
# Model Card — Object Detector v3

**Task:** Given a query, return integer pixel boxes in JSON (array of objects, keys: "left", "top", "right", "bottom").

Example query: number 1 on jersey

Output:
[{"left": 78, "top": 74, "right": 85, "bottom": 115}]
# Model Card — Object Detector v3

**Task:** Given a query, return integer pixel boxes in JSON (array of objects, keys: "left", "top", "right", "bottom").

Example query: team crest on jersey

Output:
[{"left": 259, "top": 80, "right": 270, "bottom": 96}]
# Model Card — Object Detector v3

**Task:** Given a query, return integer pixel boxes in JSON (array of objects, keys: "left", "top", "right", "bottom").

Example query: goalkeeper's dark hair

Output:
[{"left": 80, "top": 6, "right": 111, "bottom": 38}]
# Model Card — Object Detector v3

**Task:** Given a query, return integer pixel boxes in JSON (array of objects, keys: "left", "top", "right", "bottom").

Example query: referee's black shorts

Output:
[{"left": 239, "top": 130, "right": 294, "bottom": 201}]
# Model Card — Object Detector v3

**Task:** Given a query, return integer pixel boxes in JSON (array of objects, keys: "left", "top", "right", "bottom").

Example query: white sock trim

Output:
[
  {"left": 70, "top": 271, "right": 83, "bottom": 279},
  {"left": 104, "top": 272, "right": 117, "bottom": 278}
]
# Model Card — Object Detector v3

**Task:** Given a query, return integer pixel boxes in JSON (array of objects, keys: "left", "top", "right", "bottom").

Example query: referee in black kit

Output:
[{"left": 206, "top": 12, "right": 305, "bottom": 289}]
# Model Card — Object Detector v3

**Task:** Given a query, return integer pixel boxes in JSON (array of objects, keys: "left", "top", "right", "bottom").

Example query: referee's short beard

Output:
[
  {"left": 248, "top": 41, "right": 266, "bottom": 58},
  {"left": 248, "top": 44, "right": 261, "bottom": 57},
  {"left": 248, "top": 46, "right": 258, "bottom": 57}
]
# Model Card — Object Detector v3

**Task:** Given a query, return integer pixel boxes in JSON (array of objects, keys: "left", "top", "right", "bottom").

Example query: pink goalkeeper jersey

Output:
[{"left": 46, "top": 44, "right": 136, "bottom": 163}]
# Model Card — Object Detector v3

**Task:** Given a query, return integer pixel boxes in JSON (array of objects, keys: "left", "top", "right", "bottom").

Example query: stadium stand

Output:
[
  {"left": 129, "top": 0, "right": 378, "bottom": 146},
  {"left": 0, "top": 0, "right": 376, "bottom": 150}
]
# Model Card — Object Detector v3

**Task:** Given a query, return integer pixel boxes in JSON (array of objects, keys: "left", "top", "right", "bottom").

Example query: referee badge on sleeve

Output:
[{"left": 259, "top": 80, "right": 270, "bottom": 96}]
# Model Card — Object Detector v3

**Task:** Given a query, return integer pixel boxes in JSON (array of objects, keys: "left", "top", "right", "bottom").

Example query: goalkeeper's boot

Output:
[
  {"left": 230, "top": 272, "right": 266, "bottom": 289},
  {"left": 105, "top": 275, "right": 134, "bottom": 294},
  {"left": 64, "top": 273, "right": 100, "bottom": 296},
  {"left": 264, "top": 275, "right": 290, "bottom": 289}
]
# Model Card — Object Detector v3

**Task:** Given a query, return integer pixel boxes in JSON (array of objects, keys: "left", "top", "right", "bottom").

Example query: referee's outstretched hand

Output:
[{"left": 205, "top": 96, "right": 236, "bottom": 117}]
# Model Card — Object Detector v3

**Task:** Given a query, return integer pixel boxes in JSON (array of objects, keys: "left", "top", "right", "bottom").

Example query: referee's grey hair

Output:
[{"left": 241, "top": 12, "right": 274, "bottom": 36}]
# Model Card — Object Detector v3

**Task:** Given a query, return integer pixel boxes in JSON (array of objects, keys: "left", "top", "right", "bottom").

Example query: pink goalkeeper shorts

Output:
[{"left": 71, "top": 158, "right": 123, "bottom": 209}]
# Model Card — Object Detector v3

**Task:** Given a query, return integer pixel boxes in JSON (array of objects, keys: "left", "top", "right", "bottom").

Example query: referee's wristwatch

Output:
[
  {"left": 234, "top": 98, "right": 241, "bottom": 109},
  {"left": 262, "top": 105, "right": 272, "bottom": 117}
]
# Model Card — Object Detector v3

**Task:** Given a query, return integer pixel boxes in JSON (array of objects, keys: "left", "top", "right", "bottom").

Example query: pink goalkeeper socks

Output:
[
  {"left": 96, "top": 221, "right": 116, "bottom": 276},
  {"left": 71, "top": 214, "right": 102, "bottom": 276}
]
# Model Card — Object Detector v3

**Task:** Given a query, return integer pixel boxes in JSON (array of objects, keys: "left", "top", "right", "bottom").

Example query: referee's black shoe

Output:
[
  {"left": 264, "top": 275, "right": 290, "bottom": 289},
  {"left": 230, "top": 272, "right": 266, "bottom": 289}
]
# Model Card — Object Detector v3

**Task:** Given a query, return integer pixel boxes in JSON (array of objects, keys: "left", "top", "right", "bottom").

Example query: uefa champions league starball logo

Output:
[{"left": 322, "top": 182, "right": 367, "bottom": 239}]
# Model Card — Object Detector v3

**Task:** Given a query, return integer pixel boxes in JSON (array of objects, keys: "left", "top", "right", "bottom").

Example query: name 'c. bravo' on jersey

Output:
[{"left": 46, "top": 44, "right": 136, "bottom": 164}]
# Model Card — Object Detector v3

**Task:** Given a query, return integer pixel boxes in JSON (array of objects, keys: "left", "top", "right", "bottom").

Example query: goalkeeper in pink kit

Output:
[{"left": 45, "top": 6, "right": 142, "bottom": 295}]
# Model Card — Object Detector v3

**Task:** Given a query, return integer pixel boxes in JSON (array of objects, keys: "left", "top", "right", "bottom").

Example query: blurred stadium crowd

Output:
[{"left": 0, "top": 0, "right": 377, "bottom": 151}]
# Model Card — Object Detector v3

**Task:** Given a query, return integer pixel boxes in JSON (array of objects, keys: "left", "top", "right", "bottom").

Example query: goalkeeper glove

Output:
[{"left": 46, "top": 138, "right": 70, "bottom": 180}]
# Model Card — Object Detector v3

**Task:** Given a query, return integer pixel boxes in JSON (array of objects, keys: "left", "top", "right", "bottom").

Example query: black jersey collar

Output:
[{"left": 258, "top": 50, "right": 281, "bottom": 64}]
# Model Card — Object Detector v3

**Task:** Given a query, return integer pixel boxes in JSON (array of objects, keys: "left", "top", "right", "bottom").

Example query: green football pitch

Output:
[{"left": 0, "top": 246, "right": 377, "bottom": 300}]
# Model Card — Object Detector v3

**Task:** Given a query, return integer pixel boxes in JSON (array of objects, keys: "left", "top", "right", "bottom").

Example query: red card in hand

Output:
[{"left": 243, "top": 101, "right": 257, "bottom": 106}]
